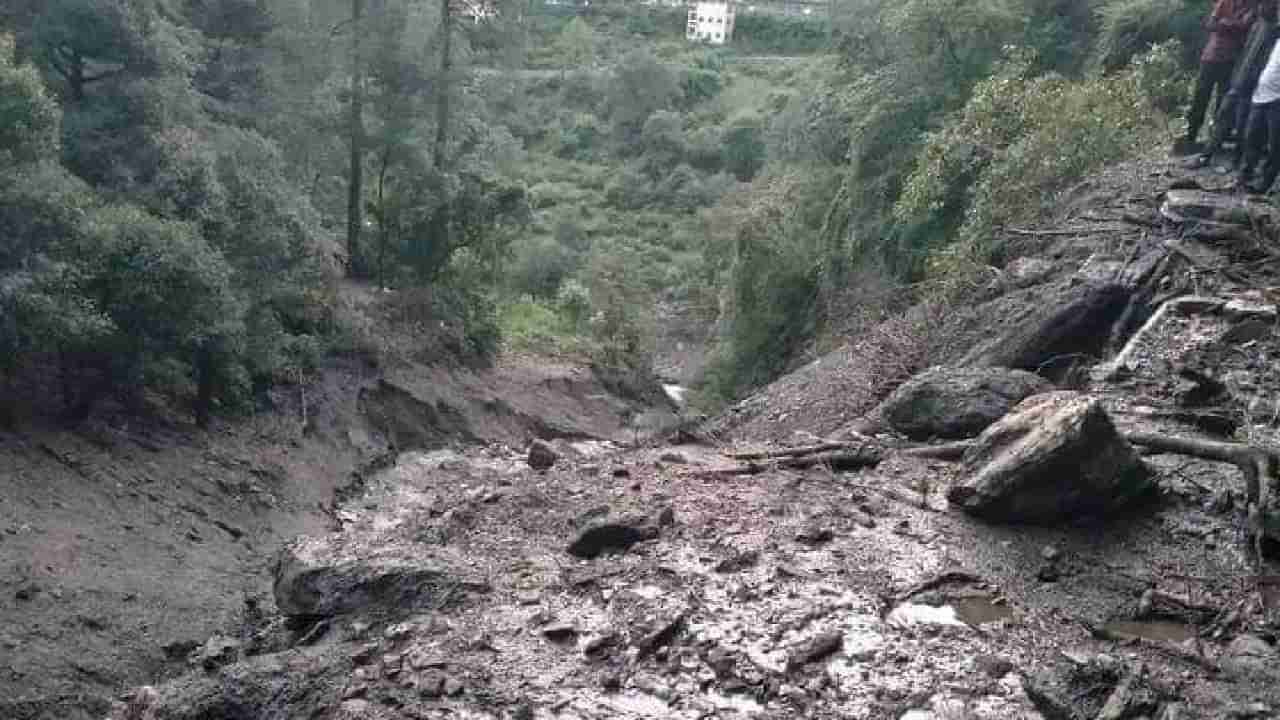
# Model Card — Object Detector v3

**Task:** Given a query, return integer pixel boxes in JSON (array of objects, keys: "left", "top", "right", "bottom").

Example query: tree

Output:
[
  {"left": 33, "top": 0, "right": 191, "bottom": 101},
  {"left": 347, "top": 0, "right": 367, "bottom": 276},
  {"left": 554, "top": 17, "right": 596, "bottom": 76},
  {"left": 608, "top": 49, "right": 677, "bottom": 142},
  {"left": 0, "top": 34, "right": 61, "bottom": 164},
  {"left": 722, "top": 114, "right": 765, "bottom": 182}
]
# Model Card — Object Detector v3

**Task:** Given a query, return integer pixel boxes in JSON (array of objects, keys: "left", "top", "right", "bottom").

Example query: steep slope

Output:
[
  {"left": 0, "top": 349, "right": 664, "bottom": 720},
  {"left": 101, "top": 153, "right": 1280, "bottom": 720}
]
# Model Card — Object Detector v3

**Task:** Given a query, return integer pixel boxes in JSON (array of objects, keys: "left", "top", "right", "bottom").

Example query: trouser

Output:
[
  {"left": 1239, "top": 100, "right": 1280, "bottom": 189},
  {"left": 1186, "top": 60, "right": 1237, "bottom": 143}
]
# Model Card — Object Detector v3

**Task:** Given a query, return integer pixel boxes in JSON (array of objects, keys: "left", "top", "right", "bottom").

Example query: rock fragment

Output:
[
  {"left": 947, "top": 392, "right": 1154, "bottom": 523},
  {"left": 786, "top": 630, "right": 842, "bottom": 671},
  {"left": 856, "top": 366, "right": 1052, "bottom": 440},
  {"left": 527, "top": 440, "right": 558, "bottom": 470},
  {"left": 274, "top": 536, "right": 486, "bottom": 617},
  {"left": 567, "top": 514, "right": 660, "bottom": 558}
]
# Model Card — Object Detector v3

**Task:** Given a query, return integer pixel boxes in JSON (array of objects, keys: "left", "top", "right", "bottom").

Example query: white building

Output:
[{"left": 686, "top": 1, "right": 735, "bottom": 45}]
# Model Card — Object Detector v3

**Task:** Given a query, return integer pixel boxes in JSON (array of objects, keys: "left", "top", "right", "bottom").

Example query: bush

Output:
[
  {"left": 894, "top": 48, "right": 1166, "bottom": 273},
  {"left": 722, "top": 114, "right": 766, "bottom": 181},
  {"left": 1093, "top": 0, "right": 1203, "bottom": 72}
]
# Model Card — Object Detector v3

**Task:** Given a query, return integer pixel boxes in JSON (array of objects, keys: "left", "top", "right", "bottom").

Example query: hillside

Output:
[{"left": 82, "top": 152, "right": 1280, "bottom": 720}]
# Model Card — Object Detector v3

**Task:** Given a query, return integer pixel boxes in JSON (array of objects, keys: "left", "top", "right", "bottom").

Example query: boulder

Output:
[
  {"left": 566, "top": 514, "right": 661, "bottom": 559},
  {"left": 962, "top": 283, "right": 1131, "bottom": 378},
  {"left": 527, "top": 439, "right": 558, "bottom": 470},
  {"left": 1160, "top": 189, "right": 1280, "bottom": 227},
  {"left": 858, "top": 366, "right": 1052, "bottom": 440},
  {"left": 1222, "top": 634, "right": 1277, "bottom": 677},
  {"left": 274, "top": 536, "right": 486, "bottom": 617},
  {"left": 947, "top": 392, "right": 1154, "bottom": 523}
]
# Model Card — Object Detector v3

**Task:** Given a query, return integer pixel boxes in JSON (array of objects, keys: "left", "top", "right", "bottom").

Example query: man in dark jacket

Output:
[
  {"left": 1193, "top": 2, "right": 1279, "bottom": 167},
  {"left": 1178, "top": 0, "right": 1258, "bottom": 154}
]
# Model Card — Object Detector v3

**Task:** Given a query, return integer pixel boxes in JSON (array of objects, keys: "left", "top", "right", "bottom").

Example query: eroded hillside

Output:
[{"left": 88, "top": 154, "right": 1280, "bottom": 720}]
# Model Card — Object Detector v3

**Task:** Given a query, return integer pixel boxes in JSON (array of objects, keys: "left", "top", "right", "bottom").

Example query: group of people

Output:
[{"left": 1180, "top": 0, "right": 1280, "bottom": 193}]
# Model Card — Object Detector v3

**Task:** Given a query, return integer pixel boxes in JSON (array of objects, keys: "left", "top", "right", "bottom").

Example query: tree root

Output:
[{"left": 1124, "top": 432, "right": 1278, "bottom": 508}]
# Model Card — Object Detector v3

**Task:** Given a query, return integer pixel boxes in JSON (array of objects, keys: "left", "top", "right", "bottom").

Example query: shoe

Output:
[
  {"left": 1172, "top": 138, "right": 1199, "bottom": 156},
  {"left": 1184, "top": 153, "right": 1212, "bottom": 168}
]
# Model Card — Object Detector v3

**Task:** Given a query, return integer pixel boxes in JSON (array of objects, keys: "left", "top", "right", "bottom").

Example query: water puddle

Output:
[
  {"left": 568, "top": 440, "right": 621, "bottom": 458},
  {"left": 886, "top": 602, "right": 966, "bottom": 629},
  {"left": 663, "top": 384, "right": 688, "bottom": 406},
  {"left": 886, "top": 597, "right": 1013, "bottom": 630},
  {"left": 1102, "top": 620, "right": 1197, "bottom": 644},
  {"left": 703, "top": 690, "right": 764, "bottom": 715}
]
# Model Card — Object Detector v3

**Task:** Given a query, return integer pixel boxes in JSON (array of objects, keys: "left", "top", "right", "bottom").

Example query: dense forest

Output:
[{"left": 0, "top": 0, "right": 1207, "bottom": 428}]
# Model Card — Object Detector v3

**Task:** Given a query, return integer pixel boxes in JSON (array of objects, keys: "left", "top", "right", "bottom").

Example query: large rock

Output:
[
  {"left": 962, "top": 283, "right": 1131, "bottom": 378},
  {"left": 858, "top": 366, "right": 1052, "bottom": 440},
  {"left": 527, "top": 439, "right": 558, "bottom": 470},
  {"left": 274, "top": 536, "right": 487, "bottom": 617},
  {"left": 1222, "top": 634, "right": 1278, "bottom": 677},
  {"left": 947, "top": 392, "right": 1154, "bottom": 523}
]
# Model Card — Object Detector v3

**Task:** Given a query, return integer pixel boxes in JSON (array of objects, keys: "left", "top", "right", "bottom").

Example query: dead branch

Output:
[
  {"left": 1005, "top": 226, "right": 1111, "bottom": 237},
  {"left": 697, "top": 448, "right": 884, "bottom": 479},
  {"left": 899, "top": 441, "right": 974, "bottom": 461},
  {"left": 727, "top": 442, "right": 866, "bottom": 461},
  {"left": 884, "top": 570, "right": 985, "bottom": 609}
]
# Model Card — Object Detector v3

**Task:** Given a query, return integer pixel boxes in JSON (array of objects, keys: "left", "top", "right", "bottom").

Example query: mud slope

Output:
[{"left": 0, "top": 353, "right": 657, "bottom": 720}]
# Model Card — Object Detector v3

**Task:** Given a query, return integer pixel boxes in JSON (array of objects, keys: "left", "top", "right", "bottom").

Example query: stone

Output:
[
  {"left": 1220, "top": 319, "right": 1273, "bottom": 345},
  {"left": 857, "top": 366, "right": 1053, "bottom": 440},
  {"left": 786, "top": 631, "right": 842, "bottom": 670},
  {"left": 1160, "top": 189, "right": 1280, "bottom": 226},
  {"left": 542, "top": 624, "right": 578, "bottom": 644},
  {"left": 715, "top": 549, "right": 760, "bottom": 574},
  {"left": 659, "top": 451, "right": 689, "bottom": 464},
  {"left": 1223, "top": 299, "right": 1278, "bottom": 322},
  {"left": 947, "top": 392, "right": 1155, "bottom": 523},
  {"left": 190, "top": 635, "right": 241, "bottom": 672},
  {"left": 1169, "top": 296, "right": 1226, "bottom": 316},
  {"left": 795, "top": 524, "right": 834, "bottom": 546},
  {"left": 962, "top": 283, "right": 1132, "bottom": 378},
  {"left": 567, "top": 514, "right": 660, "bottom": 559},
  {"left": 273, "top": 536, "right": 487, "bottom": 617},
  {"left": 527, "top": 440, "right": 558, "bottom": 470},
  {"left": 975, "top": 654, "right": 1014, "bottom": 678},
  {"left": 1222, "top": 634, "right": 1276, "bottom": 677}
]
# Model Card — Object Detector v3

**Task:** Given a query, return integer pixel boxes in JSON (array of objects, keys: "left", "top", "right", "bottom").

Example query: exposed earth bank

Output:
[{"left": 0, "top": 351, "right": 671, "bottom": 720}]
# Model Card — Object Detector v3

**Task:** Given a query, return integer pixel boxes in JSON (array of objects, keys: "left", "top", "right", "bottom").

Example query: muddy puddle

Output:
[
  {"left": 886, "top": 597, "right": 1014, "bottom": 630},
  {"left": 1102, "top": 620, "right": 1198, "bottom": 644}
]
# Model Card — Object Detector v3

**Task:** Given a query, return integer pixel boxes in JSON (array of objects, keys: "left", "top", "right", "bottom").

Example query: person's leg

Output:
[
  {"left": 1185, "top": 62, "right": 1220, "bottom": 148},
  {"left": 1239, "top": 104, "right": 1266, "bottom": 183},
  {"left": 1254, "top": 101, "right": 1280, "bottom": 191},
  {"left": 1202, "top": 90, "right": 1241, "bottom": 162}
]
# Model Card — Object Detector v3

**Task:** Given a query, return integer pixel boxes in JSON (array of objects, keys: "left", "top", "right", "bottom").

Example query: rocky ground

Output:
[
  {"left": 9, "top": 152, "right": 1280, "bottom": 720},
  {"left": 0, "top": 351, "right": 668, "bottom": 720}
]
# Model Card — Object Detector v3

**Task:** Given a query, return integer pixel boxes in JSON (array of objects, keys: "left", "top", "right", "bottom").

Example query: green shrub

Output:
[
  {"left": 895, "top": 48, "right": 1166, "bottom": 274},
  {"left": 1093, "top": 0, "right": 1203, "bottom": 72}
]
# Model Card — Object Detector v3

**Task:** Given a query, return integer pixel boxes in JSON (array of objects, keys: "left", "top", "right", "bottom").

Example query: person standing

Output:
[
  {"left": 1239, "top": 36, "right": 1280, "bottom": 192},
  {"left": 1179, "top": 0, "right": 1258, "bottom": 154},
  {"left": 1193, "top": 2, "right": 1279, "bottom": 167}
]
